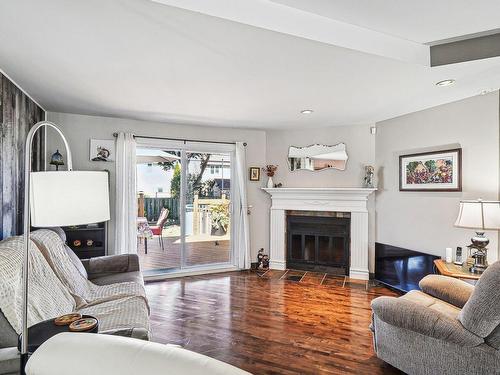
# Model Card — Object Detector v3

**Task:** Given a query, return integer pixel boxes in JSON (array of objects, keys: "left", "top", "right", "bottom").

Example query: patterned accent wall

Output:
[{"left": 0, "top": 73, "right": 45, "bottom": 240}]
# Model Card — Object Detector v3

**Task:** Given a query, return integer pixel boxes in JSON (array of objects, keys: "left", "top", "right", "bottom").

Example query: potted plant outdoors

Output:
[{"left": 210, "top": 203, "right": 230, "bottom": 236}]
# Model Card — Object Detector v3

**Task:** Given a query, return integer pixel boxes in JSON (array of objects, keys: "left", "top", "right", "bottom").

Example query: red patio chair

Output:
[{"left": 150, "top": 208, "right": 169, "bottom": 251}]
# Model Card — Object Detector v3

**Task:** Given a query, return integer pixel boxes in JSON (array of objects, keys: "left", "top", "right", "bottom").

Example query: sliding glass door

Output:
[
  {"left": 184, "top": 151, "right": 232, "bottom": 267},
  {"left": 136, "top": 147, "right": 183, "bottom": 271},
  {"left": 136, "top": 140, "right": 234, "bottom": 275}
]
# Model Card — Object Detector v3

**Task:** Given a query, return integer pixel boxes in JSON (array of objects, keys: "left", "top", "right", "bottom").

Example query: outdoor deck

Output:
[{"left": 138, "top": 226, "right": 230, "bottom": 272}]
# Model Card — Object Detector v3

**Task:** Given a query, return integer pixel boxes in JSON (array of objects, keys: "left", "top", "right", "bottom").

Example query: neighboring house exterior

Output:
[
  {"left": 137, "top": 152, "right": 231, "bottom": 197},
  {"left": 137, "top": 163, "right": 174, "bottom": 198}
]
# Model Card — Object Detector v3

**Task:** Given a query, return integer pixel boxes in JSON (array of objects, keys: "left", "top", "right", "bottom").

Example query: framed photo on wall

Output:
[
  {"left": 89, "top": 139, "right": 115, "bottom": 162},
  {"left": 249, "top": 167, "right": 260, "bottom": 181},
  {"left": 399, "top": 148, "right": 462, "bottom": 192}
]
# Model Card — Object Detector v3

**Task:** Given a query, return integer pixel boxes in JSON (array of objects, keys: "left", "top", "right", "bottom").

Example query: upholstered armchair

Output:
[{"left": 371, "top": 261, "right": 500, "bottom": 375}]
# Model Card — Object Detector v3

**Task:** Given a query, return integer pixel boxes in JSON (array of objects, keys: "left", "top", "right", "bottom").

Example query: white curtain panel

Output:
[
  {"left": 235, "top": 142, "right": 251, "bottom": 269},
  {"left": 114, "top": 133, "right": 137, "bottom": 255}
]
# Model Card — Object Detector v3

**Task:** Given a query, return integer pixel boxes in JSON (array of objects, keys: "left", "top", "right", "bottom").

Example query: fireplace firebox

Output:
[{"left": 286, "top": 214, "right": 350, "bottom": 275}]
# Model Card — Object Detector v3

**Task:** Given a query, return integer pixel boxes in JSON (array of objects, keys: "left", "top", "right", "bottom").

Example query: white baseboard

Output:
[
  {"left": 144, "top": 265, "right": 239, "bottom": 281},
  {"left": 349, "top": 268, "right": 369, "bottom": 280},
  {"left": 269, "top": 260, "right": 286, "bottom": 270}
]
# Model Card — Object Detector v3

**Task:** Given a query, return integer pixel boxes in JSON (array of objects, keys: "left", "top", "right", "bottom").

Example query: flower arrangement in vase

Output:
[{"left": 262, "top": 165, "right": 278, "bottom": 188}]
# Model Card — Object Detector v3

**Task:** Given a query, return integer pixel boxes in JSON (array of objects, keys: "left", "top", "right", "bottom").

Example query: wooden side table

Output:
[{"left": 433, "top": 259, "right": 480, "bottom": 283}]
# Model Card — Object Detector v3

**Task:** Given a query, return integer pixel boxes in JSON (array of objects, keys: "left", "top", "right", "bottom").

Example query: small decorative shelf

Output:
[{"left": 62, "top": 222, "right": 107, "bottom": 259}]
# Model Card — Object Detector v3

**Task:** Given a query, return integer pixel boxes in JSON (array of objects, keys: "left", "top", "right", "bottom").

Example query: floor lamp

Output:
[{"left": 21, "top": 121, "right": 110, "bottom": 372}]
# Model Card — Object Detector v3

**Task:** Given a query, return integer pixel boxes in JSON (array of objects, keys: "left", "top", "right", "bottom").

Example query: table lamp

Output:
[
  {"left": 454, "top": 199, "right": 500, "bottom": 274},
  {"left": 49, "top": 149, "right": 64, "bottom": 171},
  {"left": 21, "top": 121, "right": 110, "bottom": 373}
]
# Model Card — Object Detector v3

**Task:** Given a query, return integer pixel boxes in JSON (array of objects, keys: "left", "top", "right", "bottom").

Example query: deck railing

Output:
[
  {"left": 193, "top": 194, "right": 229, "bottom": 235},
  {"left": 137, "top": 194, "right": 229, "bottom": 235}
]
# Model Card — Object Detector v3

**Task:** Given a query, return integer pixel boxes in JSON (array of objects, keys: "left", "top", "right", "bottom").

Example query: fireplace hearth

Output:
[
  {"left": 263, "top": 187, "right": 376, "bottom": 280},
  {"left": 287, "top": 213, "right": 350, "bottom": 275}
]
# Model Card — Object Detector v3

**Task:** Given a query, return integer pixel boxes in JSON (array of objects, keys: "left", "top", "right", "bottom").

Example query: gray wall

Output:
[
  {"left": 375, "top": 91, "right": 500, "bottom": 262},
  {"left": 266, "top": 124, "right": 377, "bottom": 271},
  {"left": 47, "top": 92, "right": 500, "bottom": 270},
  {"left": 266, "top": 124, "right": 375, "bottom": 188},
  {"left": 46, "top": 112, "right": 268, "bottom": 260}
]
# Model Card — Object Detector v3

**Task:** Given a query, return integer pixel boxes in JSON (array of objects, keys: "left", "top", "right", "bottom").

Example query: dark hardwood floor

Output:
[{"left": 145, "top": 270, "right": 403, "bottom": 374}]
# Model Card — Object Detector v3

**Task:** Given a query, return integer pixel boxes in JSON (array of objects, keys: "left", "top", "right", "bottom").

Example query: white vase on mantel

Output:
[{"left": 267, "top": 176, "right": 274, "bottom": 188}]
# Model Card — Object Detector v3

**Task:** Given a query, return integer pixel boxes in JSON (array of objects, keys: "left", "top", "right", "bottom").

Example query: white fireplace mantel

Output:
[{"left": 262, "top": 187, "right": 376, "bottom": 280}]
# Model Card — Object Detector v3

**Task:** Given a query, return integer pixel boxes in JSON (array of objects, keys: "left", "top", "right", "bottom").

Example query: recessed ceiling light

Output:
[
  {"left": 435, "top": 79, "right": 455, "bottom": 87},
  {"left": 300, "top": 109, "right": 313, "bottom": 114}
]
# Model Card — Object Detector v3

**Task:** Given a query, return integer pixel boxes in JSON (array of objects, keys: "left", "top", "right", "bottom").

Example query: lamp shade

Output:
[
  {"left": 454, "top": 200, "right": 500, "bottom": 230},
  {"left": 30, "top": 171, "right": 110, "bottom": 227}
]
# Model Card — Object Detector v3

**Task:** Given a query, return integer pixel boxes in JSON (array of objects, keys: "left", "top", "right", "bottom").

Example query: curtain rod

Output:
[{"left": 112, "top": 132, "right": 247, "bottom": 147}]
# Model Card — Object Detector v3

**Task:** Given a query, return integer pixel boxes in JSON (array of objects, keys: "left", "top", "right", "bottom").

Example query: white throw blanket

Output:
[
  {"left": 79, "top": 296, "right": 150, "bottom": 334},
  {"left": 0, "top": 236, "right": 76, "bottom": 333},
  {"left": 30, "top": 230, "right": 148, "bottom": 310}
]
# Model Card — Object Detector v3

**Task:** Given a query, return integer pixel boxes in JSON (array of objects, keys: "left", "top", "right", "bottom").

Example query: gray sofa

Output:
[
  {"left": 81, "top": 255, "right": 143, "bottom": 286},
  {"left": 371, "top": 261, "right": 500, "bottom": 375},
  {"left": 0, "top": 230, "right": 149, "bottom": 375}
]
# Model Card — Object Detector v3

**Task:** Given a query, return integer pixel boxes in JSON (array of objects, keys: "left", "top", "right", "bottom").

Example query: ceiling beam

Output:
[
  {"left": 431, "top": 32, "right": 500, "bottom": 66},
  {"left": 151, "top": 0, "right": 430, "bottom": 66}
]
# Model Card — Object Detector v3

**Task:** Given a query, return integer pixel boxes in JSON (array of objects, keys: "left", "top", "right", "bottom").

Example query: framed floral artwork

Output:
[
  {"left": 249, "top": 167, "right": 260, "bottom": 181},
  {"left": 399, "top": 148, "right": 462, "bottom": 191}
]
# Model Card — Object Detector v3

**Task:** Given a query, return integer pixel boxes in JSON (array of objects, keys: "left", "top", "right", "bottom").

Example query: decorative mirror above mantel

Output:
[{"left": 287, "top": 143, "right": 348, "bottom": 172}]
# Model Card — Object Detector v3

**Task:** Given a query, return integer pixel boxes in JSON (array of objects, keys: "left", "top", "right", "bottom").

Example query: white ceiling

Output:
[
  {"left": 1, "top": 0, "right": 500, "bottom": 129},
  {"left": 271, "top": 0, "right": 500, "bottom": 43}
]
